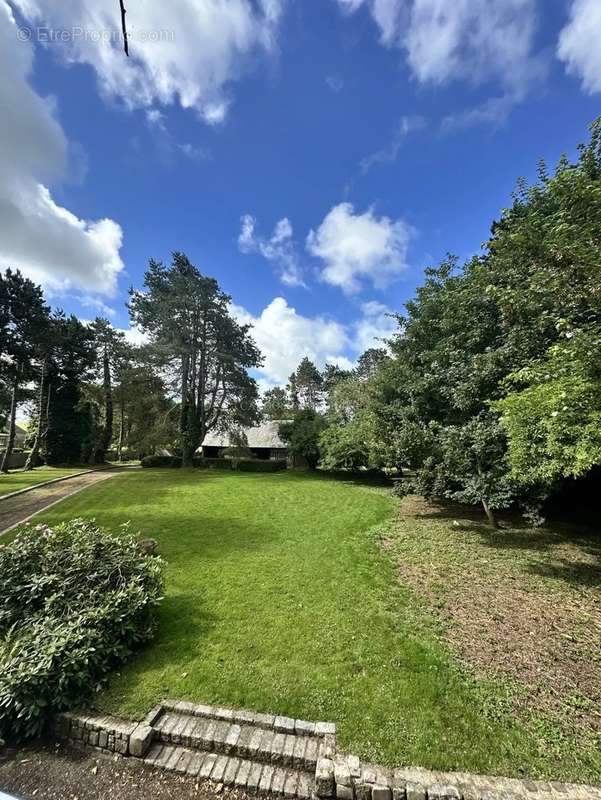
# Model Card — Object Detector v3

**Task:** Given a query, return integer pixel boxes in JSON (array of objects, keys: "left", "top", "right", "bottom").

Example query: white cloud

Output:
[
  {"left": 178, "top": 142, "right": 210, "bottom": 161},
  {"left": 0, "top": 2, "right": 123, "bottom": 295},
  {"left": 441, "top": 94, "right": 515, "bottom": 133},
  {"left": 238, "top": 214, "right": 305, "bottom": 287},
  {"left": 306, "top": 202, "right": 412, "bottom": 293},
  {"left": 360, "top": 114, "right": 426, "bottom": 174},
  {"left": 558, "top": 0, "right": 601, "bottom": 94},
  {"left": 119, "top": 325, "right": 148, "bottom": 346},
  {"left": 145, "top": 107, "right": 210, "bottom": 161},
  {"left": 12, "top": 0, "right": 283, "bottom": 124},
  {"left": 325, "top": 74, "right": 344, "bottom": 92},
  {"left": 231, "top": 297, "right": 348, "bottom": 384},
  {"left": 77, "top": 295, "right": 118, "bottom": 317},
  {"left": 352, "top": 300, "right": 396, "bottom": 353},
  {"left": 231, "top": 297, "right": 398, "bottom": 386},
  {"left": 337, "top": 0, "right": 543, "bottom": 125}
]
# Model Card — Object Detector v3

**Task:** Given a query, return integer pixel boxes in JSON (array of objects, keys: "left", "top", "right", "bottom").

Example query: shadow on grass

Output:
[
  {"left": 88, "top": 591, "right": 217, "bottom": 713},
  {"left": 285, "top": 468, "right": 393, "bottom": 489},
  {"left": 34, "top": 473, "right": 282, "bottom": 564},
  {"left": 405, "top": 496, "right": 601, "bottom": 590}
]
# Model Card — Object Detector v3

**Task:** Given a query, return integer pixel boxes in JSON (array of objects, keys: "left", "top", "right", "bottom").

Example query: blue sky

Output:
[{"left": 1, "top": 0, "right": 600, "bottom": 386}]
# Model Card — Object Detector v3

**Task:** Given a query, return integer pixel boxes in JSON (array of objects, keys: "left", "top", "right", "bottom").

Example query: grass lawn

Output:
[
  {"left": 0, "top": 466, "right": 86, "bottom": 497},
  {"left": 30, "top": 470, "right": 601, "bottom": 782},
  {"left": 386, "top": 496, "right": 601, "bottom": 782}
]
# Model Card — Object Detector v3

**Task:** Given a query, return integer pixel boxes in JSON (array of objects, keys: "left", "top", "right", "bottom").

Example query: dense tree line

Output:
[
  {"left": 0, "top": 274, "right": 177, "bottom": 469},
  {"left": 0, "top": 252, "right": 262, "bottom": 470},
  {"left": 270, "top": 120, "right": 601, "bottom": 526}
]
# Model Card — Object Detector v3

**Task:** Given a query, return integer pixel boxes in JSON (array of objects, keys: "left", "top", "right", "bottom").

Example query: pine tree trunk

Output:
[
  {"left": 1, "top": 377, "right": 19, "bottom": 473},
  {"left": 101, "top": 347, "right": 113, "bottom": 462},
  {"left": 117, "top": 396, "right": 125, "bottom": 462},
  {"left": 25, "top": 358, "right": 47, "bottom": 470},
  {"left": 482, "top": 498, "right": 499, "bottom": 529},
  {"left": 180, "top": 354, "right": 192, "bottom": 466}
]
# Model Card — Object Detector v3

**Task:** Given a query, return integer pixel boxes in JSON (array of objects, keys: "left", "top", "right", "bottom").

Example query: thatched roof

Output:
[
  {"left": 202, "top": 421, "right": 287, "bottom": 449},
  {"left": 1, "top": 422, "right": 27, "bottom": 439}
]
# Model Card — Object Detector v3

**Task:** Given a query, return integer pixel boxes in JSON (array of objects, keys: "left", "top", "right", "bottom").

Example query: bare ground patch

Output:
[
  {"left": 0, "top": 741, "right": 250, "bottom": 800},
  {"left": 384, "top": 496, "right": 601, "bottom": 740}
]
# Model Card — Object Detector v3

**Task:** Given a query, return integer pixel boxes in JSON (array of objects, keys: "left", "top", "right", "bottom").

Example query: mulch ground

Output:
[
  {"left": 0, "top": 742, "right": 249, "bottom": 800},
  {"left": 385, "top": 496, "right": 601, "bottom": 739}
]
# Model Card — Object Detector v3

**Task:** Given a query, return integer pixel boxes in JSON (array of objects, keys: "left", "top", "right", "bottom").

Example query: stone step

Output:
[
  {"left": 144, "top": 742, "right": 314, "bottom": 798},
  {"left": 154, "top": 710, "right": 323, "bottom": 770}
]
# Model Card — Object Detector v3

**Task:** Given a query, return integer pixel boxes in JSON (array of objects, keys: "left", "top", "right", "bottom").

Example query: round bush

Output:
[{"left": 0, "top": 519, "right": 164, "bottom": 743}]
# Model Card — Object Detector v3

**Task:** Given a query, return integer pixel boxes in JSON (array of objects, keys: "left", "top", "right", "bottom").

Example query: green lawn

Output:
[
  {"left": 0, "top": 466, "right": 85, "bottom": 497},
  {"left": 31, "top": 470, "right": 595, "bottom": 781}
]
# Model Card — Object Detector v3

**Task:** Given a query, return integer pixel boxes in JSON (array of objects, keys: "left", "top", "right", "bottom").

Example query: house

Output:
[
  {"left": 0, "top": 421, "right": 27, "bottom": 451},
  {"left": 201, "top": 421, "right": 288, "bottom": 462}
]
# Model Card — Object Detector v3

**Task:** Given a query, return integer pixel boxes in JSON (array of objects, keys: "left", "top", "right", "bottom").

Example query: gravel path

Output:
[
  {"left": 0, "top": 742, "right": 247, "bottom": 800},
  {"left": 0, "top": 468, "right": 135, "bottom": 535}
]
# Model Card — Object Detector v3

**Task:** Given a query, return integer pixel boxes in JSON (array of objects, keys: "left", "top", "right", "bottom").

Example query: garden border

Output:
[
  {"left": 0, "top": 466, "right": 138, "bottom": 537},
  {"left": 52, "top": 701, "right": 601, "bottom": 800},
  {"left": 0, "top": 467, "right": 114, "bottom": 503}
]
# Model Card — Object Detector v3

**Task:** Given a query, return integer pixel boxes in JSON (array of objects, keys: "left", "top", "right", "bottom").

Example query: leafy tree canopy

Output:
[{"left": 279, "top": 409, "right": 327, "bottom": 469}]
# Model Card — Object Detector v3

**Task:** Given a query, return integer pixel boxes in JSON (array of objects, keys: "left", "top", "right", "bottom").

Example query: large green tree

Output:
[
  {"left": 129, "top": 253, "right": 262, "bottom": 466},
  {"left": 262, "top": 387, "right": 289, "bottom": 420},
  {"left": 89, "top": 319, "right": 127, "bottom": 463},
  {"left": 495, "top": 327, "right": 601, "bottom": 492},
  {"left": 43, "top": 315, "right": 97, "bottom": 465},
  {"left": 371, "top": 119, "right": 601, "bottom": 525},
  {"left": 113, "top": 348, "right": 177, "bottom": 459},
  {"left": 0, "top": 270, "right": 50, "bottom": 473},
  {"left": 279, "top": 409, "right": 327, "bottom": 470},
  {"left": 290, "top": 357, "right": 323, "bottom": 410}
]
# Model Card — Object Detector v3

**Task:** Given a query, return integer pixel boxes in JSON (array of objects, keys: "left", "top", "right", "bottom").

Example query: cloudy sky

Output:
[{"left": 1, "top": 0, "right": 600, "bottom": 386}]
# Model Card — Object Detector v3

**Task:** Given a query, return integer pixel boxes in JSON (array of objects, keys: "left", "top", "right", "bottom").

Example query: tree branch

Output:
[{"left": 119, "top": 0, "right": 129, "bottom": 56}]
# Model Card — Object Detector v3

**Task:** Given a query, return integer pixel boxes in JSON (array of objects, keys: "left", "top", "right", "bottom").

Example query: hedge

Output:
[
  {"left": 0, "top": 519, "right": 163, "bottom": 743},
  {"left": 202, "top": 457, "right": 233, "bottom": 470},
  {"left": 236, "top": 459, "right": 286, "bottom": 472},
  {"left": 141, "top": 455, "right": 180, "bottom": 468},
  {"left": 141, "top": 455, "right": 288, "bottom": 472}
]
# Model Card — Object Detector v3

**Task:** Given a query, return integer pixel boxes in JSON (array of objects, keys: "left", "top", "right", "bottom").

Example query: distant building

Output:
[
  {"left": 201, "top": 421, "right": 288, "bottom": 462},
  {"left": 0, "top": 422, "right": 27, "bottom": 451}
]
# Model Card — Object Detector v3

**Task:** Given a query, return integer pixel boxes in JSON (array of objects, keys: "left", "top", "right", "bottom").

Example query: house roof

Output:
[
  {"left": 202, "top": 421, "right": 287, "bottom": 449},
  {"left": 1, "top": 422, "right": 27, "bottom": 437}
]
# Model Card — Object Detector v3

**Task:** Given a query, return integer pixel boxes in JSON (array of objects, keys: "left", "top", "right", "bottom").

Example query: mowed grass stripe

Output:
[
  {"left": 36, "top": 469, "right": 540, "bottom": 777},
  {"left": 0, "top": 467, "right": 84, "bottom": 497}
]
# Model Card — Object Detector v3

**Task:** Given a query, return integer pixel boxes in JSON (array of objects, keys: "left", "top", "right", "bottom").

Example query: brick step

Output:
[
  {"left": 144, "top": 742, "right": 314, "bottom": 798},
  {"left": 154, "top": 710, "right": 323, "bottom": 770}
]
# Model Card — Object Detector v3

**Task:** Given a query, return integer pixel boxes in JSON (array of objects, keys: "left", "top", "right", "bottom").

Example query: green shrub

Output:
[
  {"left": 236, "top": 459, "right": 286, "bottom": 472},
  {"left": 141, "top": 454, "right": 179, "bottom": 468},
  {"left": 0, "top": 519, "right": 164, "bottom": 742}
]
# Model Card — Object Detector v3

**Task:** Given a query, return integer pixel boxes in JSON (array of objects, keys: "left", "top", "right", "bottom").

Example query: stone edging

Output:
[
  {"left": 0, "top": 466, "right": 139, "bottom": 537},
  {"left": 52, "top": 701, "right": 601, "bottom": 800},
  {"left": 0, "top": 469, "right": 95, "bottom": 503}
]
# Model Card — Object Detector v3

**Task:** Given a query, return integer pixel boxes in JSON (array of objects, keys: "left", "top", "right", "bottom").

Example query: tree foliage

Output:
[
  {"left": 129, "top": 253, "right": 262, "bottom": 465},
  {"left": 289, "top": 357, "right": 323, "bottom": 410},
  {"left": 358, "top": 119, "right": 601, "bottom": 525},
  {"left": 262, "top": 387, "right": 289, "bottom": 420},
  {"left": 495, "top": 327, "right": 601, "bottom": 489},
  {"left": 279, "top": 409, "right": 327, "bottom": 469},
  {"left": 0, "top": 270, "right": 50, "bottom": 472}
]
